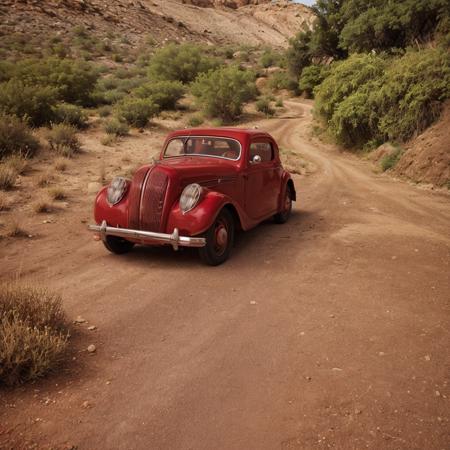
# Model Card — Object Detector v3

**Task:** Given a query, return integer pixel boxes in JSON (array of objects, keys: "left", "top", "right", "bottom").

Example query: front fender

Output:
[
  {"left": 166, "top": 190, "right": 234, "bottom": 236},
  {"left": 93, "top": 186, "right": 130, "bottom": 228}
]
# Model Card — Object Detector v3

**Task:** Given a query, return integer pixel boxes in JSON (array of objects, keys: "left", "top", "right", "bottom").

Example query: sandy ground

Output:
[{"left": 0, "top": 101, "right": 449, "bottom": 449}]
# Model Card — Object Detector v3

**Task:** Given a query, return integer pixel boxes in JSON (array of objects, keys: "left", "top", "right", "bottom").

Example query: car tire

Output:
[
  {"left": 103, "top": 235, "right": 135, "bottom": 254},
  {"left": 274, "top": 185, "right": 293, "bottom": 224},
  {"left": 199, "top": 208, "right": 234, "bottom": 266}
]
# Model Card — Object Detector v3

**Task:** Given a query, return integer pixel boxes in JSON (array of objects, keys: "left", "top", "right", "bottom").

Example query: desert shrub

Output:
[
  {"left": 47, "top": 124, "right": 80, "bottom": 157},
  {"left": 315, "top": 49, "right": 450, "bottom": 147},
  {"left": 191, "top": 65, "right": 257, "bottom": 122},
  {"left": 33, "top": 198, "right": 52, "bottom": 214},
  {"left": 53, "top": 103, "right": 88, "bottom": 128},
  {"left": 0, "top": 79, "right": 58, "bottom": 126},
  {"left": 188, "top": 114, "right": 204, "bottom": 127},
  {"left": 115, "top": 98, "right": 159, "bottom": 128},
  {"left": 6, "top": 58, "right": 99, "bottom": 106},
  {"left": 268, "top": 71, "right": 298, "bottom": 93},
  {"left": 315, "top": 53, "right": 386, "bottom": 147},
  {"left": 375, "top": 48, "right": 450, "bottom": 141},
  {"left": 381, "top": 147, "right": 403, "bottom": 171},
  {"left": 298, "top": 64, "right": 329, "bottom": 98},
  {"left": 260, "top": 49, "right": 281, "bottom": 68},
  {"left": 104, "top": 118, "right": 129, "bottom": 136},
  {"left": 0, "top": 114, "right": 40, "bottom": 159},
  {"left": 98, "top": 105, "right": 112, "bottom": 117},
  {"left": 148, "top": 43, "right": 218, "bottom": 83},
  {"left": 0, "top": 283, "right": 69, "bottom": 385},
  {"left": 5, "top": 155, "right": 28, "bottom": 175},
  {"left": 275, "top": 98, "right": 284, "bottom": 107},
  {"left": 48, "top": 187, "right": 66, "bottom": 200},
  {"left": 134, "top": 80, "right": 185, "bottom": 110},
  {"left": 54, "top": 157, "right": 69, "bottom": 172},
  {"left": 256, "top": 97, "right": 275, "bottom": 117}
]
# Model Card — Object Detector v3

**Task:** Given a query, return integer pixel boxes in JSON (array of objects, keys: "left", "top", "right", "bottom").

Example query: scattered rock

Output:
[
  {"left": 87, "top": 344, "right": 96, "bottom": 353},
  {"left": 424, "top": 355, "right": 431, "bottom": 361},
  {"left": 87, "top": 325, "right": 97, "bottom": 331},
  {"left": 82, "top": 401, "right": 91, "bottom": 409},
  {"left": 74, "top": 316, "right": 86, "bottom": 324},
  {"left": 378, "top": 352, "right": 386, "bottom": 356},
  {"left": 250, "top": 301, "right": 257, "bottom": 305}
]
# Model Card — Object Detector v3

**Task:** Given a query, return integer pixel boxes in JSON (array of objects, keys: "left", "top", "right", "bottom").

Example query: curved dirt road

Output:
[{"left": 1, "top": 101, "right": 449, "bottom": 449}]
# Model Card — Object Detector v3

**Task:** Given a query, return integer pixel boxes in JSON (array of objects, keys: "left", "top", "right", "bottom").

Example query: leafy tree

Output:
[
  {"left": 116, "top": 98, "right": 159, "bottom": 128},
  {"left": 298, "top": 65, "right": 329, "bottom": 98},
  {"left": 191, "top": 65, "right": 257, "bottom": 122},
  {"left": 148, "top": 43, "right": 218, "bottom": 84}
]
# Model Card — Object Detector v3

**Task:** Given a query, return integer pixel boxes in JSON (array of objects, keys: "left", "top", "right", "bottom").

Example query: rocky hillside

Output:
[{"left": 0, "top": 0, "right": 314, "bottom": 48}]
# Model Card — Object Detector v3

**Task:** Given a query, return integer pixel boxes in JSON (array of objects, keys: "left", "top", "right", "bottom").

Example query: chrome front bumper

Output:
[{"left": 88, "top": 220, "right": 206, "bottom": 251}]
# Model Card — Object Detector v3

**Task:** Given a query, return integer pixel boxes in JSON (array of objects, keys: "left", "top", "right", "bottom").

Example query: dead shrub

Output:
[
  {"left": 0, "top": 283, "right": 69, "bottom": 385},
  {"left": 4, "top": 155, "right": 28, "bottom": 175},
  {"left": 48, "top": 187, "right": 66, "bottom": 200},
  {"left": 47, "top": 124, "right": 80, "bottom": 157},
  {"left": 54, "top": 157, "right": 69, "bottom": 172},
  {"left": 33, "top": 198, "right": 52, "bottom": 214},
  {"left": 0, "top": 165, "right": 17, "bottom": 190},
  {"left": 36, "top": 171, "right": 53, "bottom": 187},
  {"left": 1, "top": 218, "right": 28, "bottom": 238}
]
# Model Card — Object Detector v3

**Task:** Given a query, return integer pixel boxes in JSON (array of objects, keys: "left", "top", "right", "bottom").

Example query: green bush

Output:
[
  {"left": 3, "top": 57, "right": 99, "bottom": 106},
  {"left": 268, "top": 71, "right": 298, "bottom": 93},
  {"left": 98, "top": 105, "right": 112, "bottom": 117},
  {"left": 148, "top": 43, "right": 218, "bottom": 83},
  {"left": 0, "top": 283, "right": 68, "bottom": 386},
  {"left": 298, "top": 65, "right": 329, "bottom": 98},
  {"left": 191, "top": 65, "right": 257, "bottom": 122},
  {"left": 0, "top": 114, "right": 40, "bottom": 159},
  {"left": 134, "top": 80, "right": 185, "bottom": 111},
  {"left": 260, "top": 49, "right": 280, "bottom": 68},
  {"left": 315, "top": 49, "right": 450, "bottom": 147},
  {"left": 104, "top": 118, "right": 129, "bottom": 136},
  {"left": 116, "top": 98, "right": 159, "bottom": 128},
  {"left": 0, "top": 79, "right": 58, "bottom": 126},
  {"left": 53, "top": 103, "right": 88, "bottom": 128},
  {"left": 47, "top": 123, "right": 80, "bottom": 157},
  {"left": 188, "top": 114, "right": 204, "bottom": 127},
  {"left": 256, "top": 97, "right": 275, "bottom": 117},
  {"left": 381, "top": 147, "right": 403, "bottom": 171}
]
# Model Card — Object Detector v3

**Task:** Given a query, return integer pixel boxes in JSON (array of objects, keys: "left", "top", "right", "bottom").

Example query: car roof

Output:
[{"left": 167, "top": 127, "right": 273, "bottom": 141}]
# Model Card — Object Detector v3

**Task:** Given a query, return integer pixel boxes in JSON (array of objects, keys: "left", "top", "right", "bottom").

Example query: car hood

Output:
[{"left": 157, "top": 156, "right": 239, "bottom": 186}]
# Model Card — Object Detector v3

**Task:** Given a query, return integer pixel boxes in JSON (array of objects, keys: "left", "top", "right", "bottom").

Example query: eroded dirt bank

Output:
[{"left": 1, "top": 101, "right": 449, "bottom": 449}]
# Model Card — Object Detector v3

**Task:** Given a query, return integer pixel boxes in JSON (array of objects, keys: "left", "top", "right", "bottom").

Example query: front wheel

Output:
[
  {"left": 103, "top": 235, "right": 135, "bottom": 254},
  {"left": 274, "top": 185, "right": 293, "bottom": 224},
  {"left": 199, "top": 208, "right": 234, "bottom": 266}
]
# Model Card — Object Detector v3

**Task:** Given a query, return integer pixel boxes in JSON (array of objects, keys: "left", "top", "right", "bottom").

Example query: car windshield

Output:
[{"left": 163, "top": 136, "right": 241, "bottom": 161}]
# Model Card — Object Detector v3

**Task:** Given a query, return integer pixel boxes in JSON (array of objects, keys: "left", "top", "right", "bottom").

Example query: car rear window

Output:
[{"left": 164, "top": 137, "right": 241, "bottom": 160}]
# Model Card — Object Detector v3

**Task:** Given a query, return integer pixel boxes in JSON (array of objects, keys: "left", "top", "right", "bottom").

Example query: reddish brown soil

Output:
[
  {"left": 393, "top": 102, "right": 450, "bottom": 188},
  {"left": 1, "top": 101, "right": 449, "bottom": 450}
]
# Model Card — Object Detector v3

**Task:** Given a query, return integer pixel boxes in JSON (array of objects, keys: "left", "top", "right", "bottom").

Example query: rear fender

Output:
[{"left": 278, "top": 174, "right": 296, "bottom": 211}]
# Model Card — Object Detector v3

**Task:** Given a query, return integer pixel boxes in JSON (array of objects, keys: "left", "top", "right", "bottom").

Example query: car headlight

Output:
[
  {"left": 180, "top": 183, "right": 203, "bottom": 213},
  {"left": 107, "top": 177, "right": 128, "bottom": 205}
]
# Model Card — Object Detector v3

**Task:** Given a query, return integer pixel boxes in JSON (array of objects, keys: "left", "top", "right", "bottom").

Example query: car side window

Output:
[{"left": 249, "top": 141, "right": 274, "bottom": 163}]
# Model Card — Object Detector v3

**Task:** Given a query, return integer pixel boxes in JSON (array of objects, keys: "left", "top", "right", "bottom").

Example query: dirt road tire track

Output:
[{"left": 1, "top": 100, "right": 449, "bottom": 450}]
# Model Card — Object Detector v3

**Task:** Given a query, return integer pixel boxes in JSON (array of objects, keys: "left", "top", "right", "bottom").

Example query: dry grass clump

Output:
[
  {"left": 48, "top": 187, "right": 66, "bottom": 200},
  {"left": 0, "top": 165, "right": 17, "bottom": 190},
  {"left": 32, "top": 198, "right": 52, "bottom": 214},
  {"left": 4, "top": 155, "right": 28, "bottom": 175},
  {"left": 0, "top": 283, "right": 69, "bottom": 385},
  {"left": 100, "top": 134, "right": 117, "bottom": 146},
  {"left": 0, "top": 192, "right": 9, "bottom": 211},
  {"left": 1, "top": 218, "right": 28, "bottom": 238},
  {"left": 54, "top": 157, "right": 69, "bottom": 172},
  {"left": 47, "top": 124, "right": 81, "bottom": 158},
  {"left": 36, "top": 171, "right": 54, "bottom": 187}
]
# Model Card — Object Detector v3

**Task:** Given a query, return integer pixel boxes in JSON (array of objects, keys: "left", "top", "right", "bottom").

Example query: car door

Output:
[{"left": 244, "top": 139, "right": 281, "bottom": 220}]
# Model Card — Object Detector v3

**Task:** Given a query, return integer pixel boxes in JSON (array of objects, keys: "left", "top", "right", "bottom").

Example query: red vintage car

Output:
[{"left": 88, "top": 128, "right": 296, "bottom": 265}]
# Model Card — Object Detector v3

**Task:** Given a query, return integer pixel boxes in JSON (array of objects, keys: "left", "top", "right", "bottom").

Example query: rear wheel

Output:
[
  {"left": 274, "top": 185, "right": 293, "bottom": 224},
  {"left": 103, "top": 235, "right": 135, "bottom": 254},
  {"left": 199, "top": 208, "right": 234, "bottom": 266}
]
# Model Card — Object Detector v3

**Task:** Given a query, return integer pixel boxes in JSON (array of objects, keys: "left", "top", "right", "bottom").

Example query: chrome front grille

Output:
[{"left": 139, "top": 169, "right": 169, "bottom": 232}]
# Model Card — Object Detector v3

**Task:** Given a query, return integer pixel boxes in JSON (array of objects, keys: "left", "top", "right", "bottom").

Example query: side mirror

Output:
[{"left": 251, "top": 154, "right": 262, "bottom": 164}]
